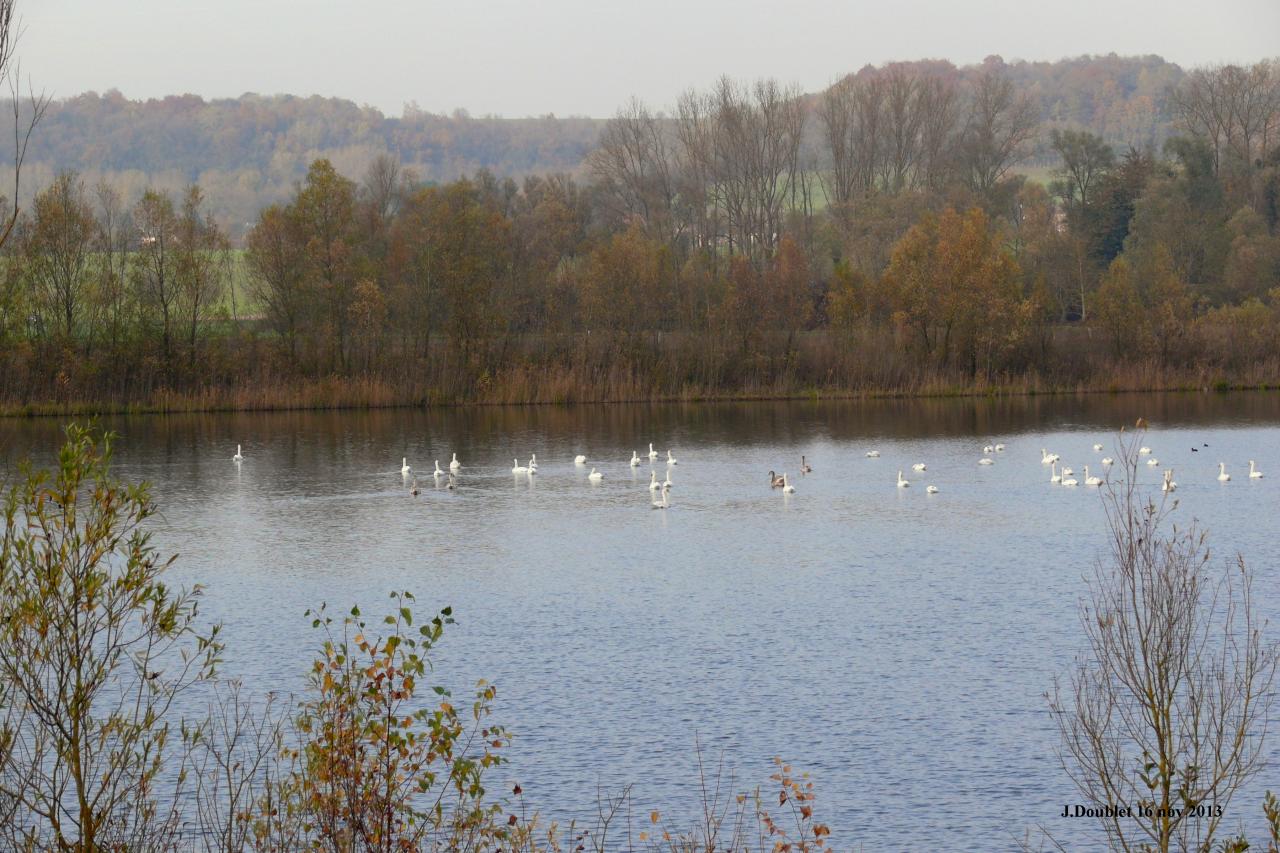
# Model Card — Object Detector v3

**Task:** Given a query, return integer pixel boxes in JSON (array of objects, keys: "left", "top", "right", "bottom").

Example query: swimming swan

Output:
[
  {"left": 512, "top": 459, "right": 528, "bottom": 474},
  {"left": 768, "top": 470, "right": 785, "bottom": 488},
  {"left": 667, "top": 450, "right": 678, "bottom": 465},
  {"left": 1050, "top": 462, "right": 1061, "bottom": 483},
  {"left": 781, "top": 473, "right": 795, "bottom": 493},
  {"left": 648, "top": 443, "right": 658, "bottom": 460},
  {"left": 1041, "top": 449, "right": 1059, "bottom": 464},
  {"left": 926, "top": 485, "right": 939, "bottom": 494},
  {"left": 1249, "top": 460, "right": 1264, "bottom": 479},
  {"left": 801, "top": 455, "right": 812, "bottom": 474},
  {"left": 897, "top": 470, "right": 910, "bottom": 488},
  {"left": 912, "top": 463, "right": 927, "bottom": 471},
  {"left": 1101, "top": 457, "right": 1114, "bottom": 466},
  {"left": 526, "top": 457, "right": 537, "bottom": 475},
  {"left": 575, "top": 454, "right": 587, "bottom": 466},
  {"left": 1218, "top": 462, "right": 1231, "bottom": 482},
  {"left": 630, "top": 452, "right": 641, "bottom": 467},
  {"left": 649, "top": 471, "right": 661, "bottom": 491},
  {"left": 410, "top": 478, "right": 420, "bottom": 496},
  {"left": 866, "top": 450, "right": 880, "bottom": 458},
  {"left": 588, "top": 467, "right": 603, "bottom": 481},
  {"left": 1084, "top": 466, "right": 1102, "bottom": 486},
  {"left": 1139, "top": 446, "right": 1152, "bottom": 455},
  {"left": 233, "top": 445, "right": 243, "bottom": 463},
  {"left": 434, "top": 460, "right": 445, "bottom": 477},
  {"left": 450, "top": 453, "right": 461, "bottom": 471},
  {"left": 994, "top": 443, "right": 1006, "bottom": 452},
  {"left": 652, "top": 489, "right": 669, "bottom": 509},
  {"left": 1093, "top": 443, "right": 1104, "bottom": 451},
  {"left": 400, "top": 457, "right": 411, "bottom": 475},
  {"left": 983, "top": 445, "right": 995, "bottom": 454},
  {"left": 1146, "top": 458, "right": 1159, "bottom": 467},
  {"left": 1162, "top": 469, "right": 1177, "bottom": 492},
  {"left": 979, "top": 458, "right": 994, "bottom": 466},
  {"left": 1062, "top": 474, "right": 1079, "bottom": 487}
]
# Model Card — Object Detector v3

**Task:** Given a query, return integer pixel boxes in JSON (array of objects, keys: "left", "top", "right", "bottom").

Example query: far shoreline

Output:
[{"left": 2, "top": 378, "right": 1277, "bottom": 420}]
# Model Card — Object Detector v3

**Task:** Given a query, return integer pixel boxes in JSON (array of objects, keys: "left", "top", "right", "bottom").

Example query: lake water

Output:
[{"left": 2, "top": 393, "right": 1279, "bottom": 849}]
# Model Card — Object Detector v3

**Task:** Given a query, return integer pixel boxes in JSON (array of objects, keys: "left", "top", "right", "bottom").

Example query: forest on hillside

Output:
[
  {"left": 1, "top": 56, "right": 1278, "bottom": 412},
  {"left": 0, "top": 54, "right": 1187, "bottom": 235}
]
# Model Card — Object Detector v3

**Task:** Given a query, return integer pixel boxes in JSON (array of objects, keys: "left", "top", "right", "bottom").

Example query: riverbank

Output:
[{"left": 3, "top": 363, "right": 1278, "bottom": 418}]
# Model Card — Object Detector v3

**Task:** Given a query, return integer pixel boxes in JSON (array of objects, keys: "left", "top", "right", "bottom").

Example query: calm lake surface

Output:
[{"left": 3, "top": 393, "right": 1279, "bottom": 849}]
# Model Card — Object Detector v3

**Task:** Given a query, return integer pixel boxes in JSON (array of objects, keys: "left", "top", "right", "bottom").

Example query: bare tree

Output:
[
  {"left": 94, "top": 180, "right": 133, "bottom": 352},
  {"left": 1048, "top": 431, "right": 1277, "bottom": 853},
  {"left": 588, "top": 98, "right": 680, "bottom": 246},
  {"left": 174, "top": 184, "right": 228, "bottom": 368},
  {"left": 22, "top": 171, "right": 96, "bottom": 341},
  {"left": 0, "top": 0, "right": 49, "bottom": 250},
  {"left": 1171, "top": 62, "right": 1280, "bottom": 206},
  {"left": 881, "top": 64, "right": 921, "bottom": 192},
  {"left": 960, "top": 68, "right": 1038, "bottom": 195},
  {"left": 916, "top": 75, "right": 960, "bottom": 192},
  {"left": 816, "top": 73, "right": 886, "bottom": 220},
  {"left": 132, "top": 189, "right": 180, "bottom": 365}
]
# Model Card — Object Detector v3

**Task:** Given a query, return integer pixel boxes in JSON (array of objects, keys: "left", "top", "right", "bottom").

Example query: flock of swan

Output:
[{"left": 229, "top": 436, "right": 1265, "bottom": 508}]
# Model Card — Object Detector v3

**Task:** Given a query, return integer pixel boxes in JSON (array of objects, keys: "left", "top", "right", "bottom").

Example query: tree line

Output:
[
  {"left": 1, "top": 59, "right": 1278, "bottom": 411},
  {"left": 0, "top": 55, "right": 1186, "bottom": 238}
]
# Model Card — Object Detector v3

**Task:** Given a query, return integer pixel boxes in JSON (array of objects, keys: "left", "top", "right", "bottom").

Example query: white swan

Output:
[
  {"left": 526, "top": 456, "right": 537, "bottom": 475},
  {"left": 574, "top": 454, "right": 587, "bottom": 466},
  {"left": 912, "top": 462, "right": 927, "bottom": 471},
  {"left": 433, "top": 460, "right": 445, "bottom": 477},
  {"left": 450, "top": 452, "right": 461, "bottom": 471},
  {"left": 1162, "top": 469, "right": 1177, "bottom": 492},
  {"left": 1218, "top": 462, "right": 1231, "bottom": 482},
  {"left": 1139, "top": 446, "right": 1152, "bottom": 455},
  {"left": 1041, "top": 449, "right": 1059, "bottom": 464},
  {"left": 400, "top": 457, "right": 411, "bottom": 475},
  {"left": 979, "top": 458, "right": 994, "bottom": 466},
  {"left": 1101, "top": 457, "right": 1114, "bottom": 466},
  {"left": 663, "top": 473, "right": 673, "bottom": 490},
  {"left": 666, "top": 450, "right": 678, "bottom": 466},
  {"left": 651, "top": 488, "right": 669, "bottom": 509},
  {"left": 1084, "top": 466, "right": 1102, "bottom": 486},
  {"left": 897, "top": 470, "right": 910, "bottom": 488},
  {"left": 630, "top": 451, "right": 641, "bottom": 467},
  {"left": 926, "top": 485, "right": 939, "bottom": 494},
  {"left": 866, "top": 450, "right": 880, "bottom": 458},
  {"left": 1050, "top": 462, "right": 1061, "bottom": 484},
  {"left": 588, "top": 467, "right": 603, "bottom": 481},
  {"left": 1146, "top": 458, "right": 1159, "bottom": 467},
  {"left": 983, "top": 445, "right": 994, "bottom": 454},
  {"left": 512, "top": 458, "right": 528, "bottom": 474},
  {"left": 648, "top": 443, "right": 658, "bottom": 460},
  {"left": 1249, "top": 460, "right": 1264, "bottom": 479},
  {"left": 781, "top": 473, "right": 795, "bottom": 494},
  {"left": 1093, "top": 443, "right": 1104, "bottom": 451},
  {"left": 1061, "top": 466, "right": 1074, "bottom": 476},
  {"left": 649, "top": 471, "right": 661, "bottom": 491},
  {"left": 994, "top": 443, "right": 1006, "bottom": 452},
  {"left": 233, "top": 444, "right": 243, "bottom": 463},
  {"left": 1062, "top": 474, "right": 1079, "bottom": 487}
]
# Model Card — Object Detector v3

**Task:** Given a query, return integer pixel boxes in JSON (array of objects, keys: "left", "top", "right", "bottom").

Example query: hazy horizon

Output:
[{"left": 21, "top": 0, "right": 1280, "bottom": 119}]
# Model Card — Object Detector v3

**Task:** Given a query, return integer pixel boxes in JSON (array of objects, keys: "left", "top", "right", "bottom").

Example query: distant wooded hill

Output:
[{"left": 0, "top": 53, "right": 1186, "bottom": 233}]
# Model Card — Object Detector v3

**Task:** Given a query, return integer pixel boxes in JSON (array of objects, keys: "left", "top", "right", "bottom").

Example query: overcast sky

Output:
[{"left": 19, "top": 0, "right": 1280, "bottom": 118}]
